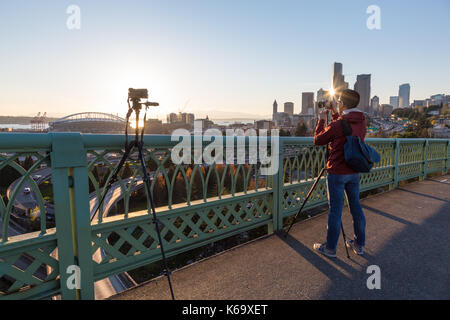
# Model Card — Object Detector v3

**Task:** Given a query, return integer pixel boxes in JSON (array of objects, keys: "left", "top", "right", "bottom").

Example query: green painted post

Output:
[
  {"left": 270, "top": 139, "right": 284, "bottom": 232},
  {"left": 393, "top": 139, "right": 400, "bottom": 189},
  {"left": 50, "top": 133, "right": 94, "bottom": 300},
  {"left": 71, "top": 165, "right": 95, "bottom": 299},
  {"left": 51, "top": 167, "right": 77, "bottom": 300},
  {"left": 423, "top": 140, "right": 429, "bottom": 180}
]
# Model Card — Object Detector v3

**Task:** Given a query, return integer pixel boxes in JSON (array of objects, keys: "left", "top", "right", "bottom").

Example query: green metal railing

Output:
[{"left": 0, "top": 133, "right": 449, "bottom": 300}]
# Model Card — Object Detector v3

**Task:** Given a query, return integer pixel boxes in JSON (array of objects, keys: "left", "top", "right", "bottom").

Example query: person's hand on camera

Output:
[
  {"left": 319, "top": 109, "right": 328, "bottom": 121},
  {"left": 326, "top": 100, "right": 339, "bottom": 116}
]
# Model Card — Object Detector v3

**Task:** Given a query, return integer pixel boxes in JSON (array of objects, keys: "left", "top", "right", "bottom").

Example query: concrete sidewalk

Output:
[{"left": 110, "top": 175, "right": 450, "bottom": 300}]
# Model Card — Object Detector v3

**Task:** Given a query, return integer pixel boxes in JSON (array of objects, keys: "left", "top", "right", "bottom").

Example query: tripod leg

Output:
[
  {"left": 137, "top": 141, "right": 175, "bottom": 300},
  {"left": 285, "top": 167, "right": 326, "bottom": 236},
  {"left": 341, "top": 222, "right": 350, "bottom": 259},
  {"left": 341, "top": 194, "right": 350, "bottom": 258},
  {"left": 91, "top": 141, "right": 135, "bottom": 222}
]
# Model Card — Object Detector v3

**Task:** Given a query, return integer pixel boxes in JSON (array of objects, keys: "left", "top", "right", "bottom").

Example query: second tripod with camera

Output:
[{"left": 93, "top": 88, "right": 175, "bottom": 299}]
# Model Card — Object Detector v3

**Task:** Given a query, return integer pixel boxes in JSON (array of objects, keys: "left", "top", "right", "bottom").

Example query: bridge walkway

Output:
[{"left": 110, "top": 175, "right": 450, "bottom": 300}]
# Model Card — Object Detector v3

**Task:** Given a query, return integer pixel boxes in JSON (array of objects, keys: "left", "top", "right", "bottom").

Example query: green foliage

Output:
[
  {"left": 391, "top": 107, "right": 433, "bottom": 138},
  {"left": 279, "top": 129, "right": 291, "bottom": 136},
  {"left": 294, "top": 122, "right": 307, "bottom": 136},
  {"left": 392, "top": 131, "right": 419, "bottom": 138},
  {"left": 365, "top": 115, "right": 372, "bottom": 128}
]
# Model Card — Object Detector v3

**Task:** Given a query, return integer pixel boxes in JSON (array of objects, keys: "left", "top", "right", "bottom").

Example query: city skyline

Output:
[{"left": 1, "top": 1, "right": 450, "bottom": 119}]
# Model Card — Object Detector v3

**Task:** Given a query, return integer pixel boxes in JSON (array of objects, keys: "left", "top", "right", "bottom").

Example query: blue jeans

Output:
[{"left": 325, "top": 173, "right": 366, "bottom": 251}]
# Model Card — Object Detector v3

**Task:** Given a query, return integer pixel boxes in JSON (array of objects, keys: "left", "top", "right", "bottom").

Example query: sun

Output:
[
  {"left": 130, "top": 119, "right": 145, "bottom": 128},
  {"left": 329, "top": 87, "right": 336, "bottom": 97}
]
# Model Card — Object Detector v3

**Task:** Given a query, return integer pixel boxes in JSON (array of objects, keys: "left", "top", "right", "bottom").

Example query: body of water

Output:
[
  {"left": 211, "top": 119, "right": 261, "bottom": 126},
  {"left": 0, "top": 124, "right": 48, "bottom": 130}
]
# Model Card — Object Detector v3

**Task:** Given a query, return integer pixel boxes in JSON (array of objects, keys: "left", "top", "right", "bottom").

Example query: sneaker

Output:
[
  {"left": 313, "top": 243, "right": 336, "bottom": 258},
  {"left": 346, "top": 239, "right": 364, "bottom": 255}
]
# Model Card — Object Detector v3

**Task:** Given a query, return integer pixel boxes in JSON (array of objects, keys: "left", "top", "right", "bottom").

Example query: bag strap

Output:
[{"left": 340, "top": 119, "right": 352, "bottom": 136}]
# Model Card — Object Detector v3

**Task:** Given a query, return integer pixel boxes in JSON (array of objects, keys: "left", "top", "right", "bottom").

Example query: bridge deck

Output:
[{"left": 110, "top": 175, "right": 450, "bottom": 300}]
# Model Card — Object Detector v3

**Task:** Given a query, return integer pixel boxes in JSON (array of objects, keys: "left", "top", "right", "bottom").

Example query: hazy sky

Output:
[{"left": 1, "top": 0, "right": 449, "bottom": 120}]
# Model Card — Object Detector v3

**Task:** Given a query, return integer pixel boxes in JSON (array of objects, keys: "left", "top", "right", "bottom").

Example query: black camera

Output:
[
  {"left": 317, "top": 90, "right": 330, "bottom": 109},
  {"left": 317, "top": 101, "right": 327, "bottom": 109},
  {"left": 128, "top": 88, "right": 148, "bottom": 100}
]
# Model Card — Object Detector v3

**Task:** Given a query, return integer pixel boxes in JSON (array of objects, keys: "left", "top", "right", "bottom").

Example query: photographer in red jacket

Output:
[{"left": 312, "top": 89, "right": 367, "bottom": 257}]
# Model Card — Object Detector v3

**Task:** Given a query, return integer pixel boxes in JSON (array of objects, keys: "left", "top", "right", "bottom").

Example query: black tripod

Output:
[
  {"left": 284, "top": 137, "right": 350, "bottom": 259},
  {"left": 92, "top": 88, "right": 175, "bottom": 299}
]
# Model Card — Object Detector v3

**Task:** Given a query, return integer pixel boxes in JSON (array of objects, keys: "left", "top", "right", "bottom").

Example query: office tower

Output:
[
  {"left": 272, "top": 100, "right": 278, "bottom": 121},
  {"left": 316, "top": 88, "right": 327, "bottom": 101},
  {"left": 186, "top": 113, "right": 195, "bottom": 125},
  {"left": 284, "top": 102, "right": 294, "bottom": 115},
  {"left": 167, "top": 112, "right": 179, "bottom": 124},
  {"left": 332, "top": 62, "right": 349, "bottom": 94},
  {"left": 370, "top": 96, "right": 380, "bottom": 116},
  {"left": 301, "top": 92, "right": 314, "bottom": 115},
  {"left": 380, "top": 104, "right": 394, "bottom": 117},
  {"left": 398, "top": 84, "right": 410, "bottom": 108},
  {"left": 354, "top": 74, "right": 371, "bottom": 113},
  {"left": 390, "top": 96, "right": 399, "bottom": 109},
  {"left": 315, "top": 88, "right": 327, "bottom": 117},
  {"left": 430, "top": 94, "right": 445, "bottom": 105}
]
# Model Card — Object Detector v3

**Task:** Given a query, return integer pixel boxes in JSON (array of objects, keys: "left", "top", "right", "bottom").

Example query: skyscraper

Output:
[
  {"left": 301, "top": 92, "right": 314, "bottom": 115},
  {"left": 315, "top": 88, "right": 327, "bottom": 118},
  {"left": 284, "top": 102, "right": 294, "bottom": 115},
  {"left": 354, "top": 74, "right": 371, "bottom": 113},
  {"left": 332, "top": 62, "right": 349, "bottom": 94},
  {"left": 398, "top": 84, "right": 411, "bottom": 108},
  {"left": 370, "top": 96, "right": 380, "bottom": 116},
  {"left": 272, "top": 100, "right": 278, "bottom": 121},
  {"left": 389, "top": 96, "right": 399, "bottom": 109}
]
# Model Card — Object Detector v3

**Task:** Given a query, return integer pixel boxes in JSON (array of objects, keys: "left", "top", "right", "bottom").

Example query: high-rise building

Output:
[
  {"left": 354, "top": 74, "right": 371, "bottom": 113},
  {"left": 389, "top": 96, "right": 399, "bottom": 109},
  {"left": 380, "top": 104, "right": 394, "bottom": 117},
  {"left": 272, "top": 100, "right": 278, "bottom": 122},
  {"left": 315, "top": 88, "right": 328, "bottom": 118},
  {"left": 398, "top": 84, "right": 410, "bottom": 108},
  {"left": 332, "top": 62, "right": 349, "bottom": 94},
  {"left": 301, "top": 92, "right": 314, "bottom": 115},
  {"left": 370, "top": 96, "right": 380, "bottom": 116},
  {"left": 167, "top": 112, "right": 179, "bottom": 124},
  {"left": 284, "top": 102, "right": 294, "bottom": 115},
  {"left": 430, "top": 94, "right": 445, "bottom": 106},
  {"left": 186, "top": 113, "right": 195, "bottom": 125}
]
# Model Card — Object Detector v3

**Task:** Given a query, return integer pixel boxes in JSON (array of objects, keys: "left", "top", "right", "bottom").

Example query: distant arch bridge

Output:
[
  {"left": 52, "top": 112, "right": 125, "bottom": 124},
  {"left": 49, "top": 112, "right": 127, "bottom": 133}
]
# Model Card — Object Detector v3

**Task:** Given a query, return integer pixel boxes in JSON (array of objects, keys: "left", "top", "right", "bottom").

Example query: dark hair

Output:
[{"left": 340, "top": 89, "right": 360, "bottom": 109}]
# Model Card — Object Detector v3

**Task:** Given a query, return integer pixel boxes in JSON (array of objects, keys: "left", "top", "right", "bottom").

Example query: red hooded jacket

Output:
[{"left": 314, "top": 110, "right": 367, "bottom": 175}]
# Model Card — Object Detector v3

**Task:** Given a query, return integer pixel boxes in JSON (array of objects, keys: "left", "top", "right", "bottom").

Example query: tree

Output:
[
  {"left": 294, "top": 122, "right": 308, "bottom": 136},
  {"left": 373, "top": 127, "right": 388, "bottom": 138},
  {"left": 365, "top": 115, "right": 372, "bottom": 128},
  {"left": 279, "top": 129, "right": 291, "bottom": 136}
]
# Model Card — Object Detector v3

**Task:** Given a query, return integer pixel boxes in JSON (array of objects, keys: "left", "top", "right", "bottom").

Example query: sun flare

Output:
[{"left": 130, "top": 119, "right": 145, "bottom": 128}]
